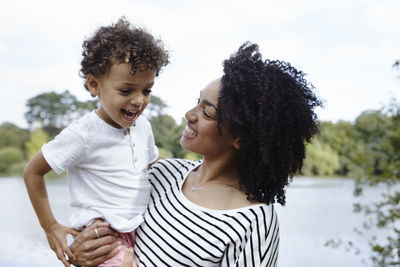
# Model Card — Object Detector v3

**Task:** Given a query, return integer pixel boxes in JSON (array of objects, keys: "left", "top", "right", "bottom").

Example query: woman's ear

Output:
[
  {"left": 233, "top": 137, "right": 240, "bottom": 150},
  {"left": 87, "top": 75, "right": 100, "bottom": 97}
]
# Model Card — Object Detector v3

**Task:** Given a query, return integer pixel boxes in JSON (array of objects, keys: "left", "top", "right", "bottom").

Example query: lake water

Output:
[{"left": 0, "top": 176, "right": 389, "bottom": 267}]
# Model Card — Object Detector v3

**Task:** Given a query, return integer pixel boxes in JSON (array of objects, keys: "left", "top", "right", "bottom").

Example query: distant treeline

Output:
[
  {"left": 303, "top": 103, "right": 399, "bottom": 179},
  {"left": 0, "top": 90, "right": 399, "bottom": 180}
]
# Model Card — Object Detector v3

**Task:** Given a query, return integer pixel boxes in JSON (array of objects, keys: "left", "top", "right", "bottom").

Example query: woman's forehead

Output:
[{"left": 200, "top": 78, "right": 221, "bottom": 101}]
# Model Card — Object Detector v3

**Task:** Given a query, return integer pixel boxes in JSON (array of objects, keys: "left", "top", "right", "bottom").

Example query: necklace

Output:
[
  {"left": 191, "top": 185, "right": 205, "bottom": 192},
  {"left": 191, "top": 184, "right": 230, "bottom": 192},
  {"left": 190, "top": 171, "right": 234, "bottom": 192}
]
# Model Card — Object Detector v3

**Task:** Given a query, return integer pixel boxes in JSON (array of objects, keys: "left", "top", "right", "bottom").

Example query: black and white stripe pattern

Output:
[{"left": 135, "top": 159, "right": 279, "bottom": 267}]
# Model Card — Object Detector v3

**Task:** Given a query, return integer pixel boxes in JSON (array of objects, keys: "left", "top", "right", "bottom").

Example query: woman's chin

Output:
[
  {"left": 180, "top": 138, "right": 188, "bottom": 149},
  {"left": 180, "top": 138, "right": 195, "bottom": 153}
]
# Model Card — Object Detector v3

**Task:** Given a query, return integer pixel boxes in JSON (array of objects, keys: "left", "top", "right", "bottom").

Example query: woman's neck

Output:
[{"left": 197, "top": 153, "right": 240, "bottom": 186}]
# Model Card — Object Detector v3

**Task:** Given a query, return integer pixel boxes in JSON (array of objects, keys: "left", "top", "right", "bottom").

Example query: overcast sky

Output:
[{"left": 1, "top": 0, "right": 399, "bottom": 128}]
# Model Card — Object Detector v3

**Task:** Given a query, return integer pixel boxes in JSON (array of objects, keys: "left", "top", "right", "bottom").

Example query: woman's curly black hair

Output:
[
  {"left": 217, "top": 42, "right": 322, "bottom": 205},
  {"left": 80, "top": 17, "right": 169, "bottom": 93}
]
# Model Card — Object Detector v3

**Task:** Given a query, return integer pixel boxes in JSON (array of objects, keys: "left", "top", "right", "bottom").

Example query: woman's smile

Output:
[{"left": 182, "top": 124, "right": 198, "bottom": 138}]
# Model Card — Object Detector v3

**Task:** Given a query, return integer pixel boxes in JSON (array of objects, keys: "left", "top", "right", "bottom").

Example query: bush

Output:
[
  {"left": 158, "top": 147, "right": 173, "bottom": 159},
  {"left": 0, "top": 147, "right": 24, "bottom": 174},
  {"left": 303, "top": 140, "right": 340, "bottom": 177},
  {"left": 183, "top": 152, "right": 202, "bottom": 161},
  {"left": 7, "top": 160, "right": 28, "bottom": 176}
]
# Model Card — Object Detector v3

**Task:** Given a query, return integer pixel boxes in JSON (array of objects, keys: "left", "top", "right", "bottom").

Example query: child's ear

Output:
[{"left": 87, "top": 75, "right": 100, "bottom": 96}]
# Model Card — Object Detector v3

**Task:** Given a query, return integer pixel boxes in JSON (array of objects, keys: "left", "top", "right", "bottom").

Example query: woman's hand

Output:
[{"left": 69, "top": 221, "right": 120, "bottom": 267}]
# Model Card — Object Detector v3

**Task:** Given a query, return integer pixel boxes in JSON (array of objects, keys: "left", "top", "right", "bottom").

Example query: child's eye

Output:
[
  {"left": 196, "top": 98, "right": 200, "bottom": 104},
  {"left": 143, "top": 89, "right": 152, "bottom": 96},
  {"left": 120, "top": 89, "right": 131, "bottom": 95}
]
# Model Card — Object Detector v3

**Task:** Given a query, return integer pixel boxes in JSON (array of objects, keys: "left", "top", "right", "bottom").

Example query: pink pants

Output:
[{"left": 98, "top": 231, "right": 137, "bottom": 267}]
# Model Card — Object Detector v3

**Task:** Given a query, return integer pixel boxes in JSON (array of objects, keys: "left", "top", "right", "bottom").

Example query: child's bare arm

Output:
[
  {"left": 24, "top": 151, "right": 55, "bottom": 232},
  {"left": 23, "top": 151, "right": 79, "bottom": 267}
]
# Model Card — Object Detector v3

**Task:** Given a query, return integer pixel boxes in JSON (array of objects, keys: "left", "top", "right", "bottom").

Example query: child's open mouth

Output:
[{"left": 121, "top": 108, "right": 139, "bottom": 121}]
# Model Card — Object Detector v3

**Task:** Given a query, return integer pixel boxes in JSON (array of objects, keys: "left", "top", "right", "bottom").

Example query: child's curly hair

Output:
[
  {"left": 80, "top": 17, "right": 169, "bottom": 92},
  {"left": 217, "top": 42, "right": 322, "bottom": 205}
]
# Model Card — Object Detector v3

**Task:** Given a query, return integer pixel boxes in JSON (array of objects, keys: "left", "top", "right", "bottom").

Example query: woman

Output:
[{"left": 70, "top": 42, "right": 322, "bottom": 267}]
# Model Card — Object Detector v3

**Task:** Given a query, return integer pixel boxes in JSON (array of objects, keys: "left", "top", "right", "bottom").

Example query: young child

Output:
[{"left": 23, "top": 17, "right": 169, "bottom": 267}]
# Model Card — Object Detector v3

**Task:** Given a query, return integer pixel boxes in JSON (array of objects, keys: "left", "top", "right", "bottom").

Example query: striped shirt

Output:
[{"left": 135, "top": 159, "right": 279, "bottom": 267}]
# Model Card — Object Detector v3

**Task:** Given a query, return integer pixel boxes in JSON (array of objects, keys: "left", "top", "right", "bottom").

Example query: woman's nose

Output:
[{"left": 185, "top": 107, "right": 197, "bottom": 122}]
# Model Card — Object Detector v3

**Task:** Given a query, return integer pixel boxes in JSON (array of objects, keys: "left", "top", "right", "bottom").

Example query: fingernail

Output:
[
  {"left": 117, "top": 245, "right": 123, "bottom": 251},
  {"left": 128, "top": 247, "right": 133, "bottom": 252},
  {"left": 116, "top": 241, "right": 122, "bottom": 245}
]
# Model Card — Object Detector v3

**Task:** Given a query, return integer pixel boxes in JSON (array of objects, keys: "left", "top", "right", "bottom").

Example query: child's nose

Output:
[{"left": 130, "top": 94, "right": 144, "bottom": 108}]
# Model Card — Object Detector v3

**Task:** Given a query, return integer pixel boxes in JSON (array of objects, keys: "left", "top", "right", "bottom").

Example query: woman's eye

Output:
[{"left": 203, "top": 110, "right": 212, "bottom": 118}]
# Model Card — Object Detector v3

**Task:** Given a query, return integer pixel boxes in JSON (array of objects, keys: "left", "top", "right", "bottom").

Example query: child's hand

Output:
[
  {"left": 122, "top": 247, "right": 135, "bottom": 267},
  {"left": 45, "top": 222, "right": 80, "bottom": 267}
]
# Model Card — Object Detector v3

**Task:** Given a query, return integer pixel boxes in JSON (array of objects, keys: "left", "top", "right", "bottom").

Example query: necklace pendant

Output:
[{"left": 191, "top": 186, "right": 204, "bottom": 192}]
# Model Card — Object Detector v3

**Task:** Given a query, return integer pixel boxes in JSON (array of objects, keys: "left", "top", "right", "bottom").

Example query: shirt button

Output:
[
  {"left": 132, "top": 141, "right": 135, "bottom": 147},
  {"left": 134, "top": 157, "right": 138, "bottom": 162}
]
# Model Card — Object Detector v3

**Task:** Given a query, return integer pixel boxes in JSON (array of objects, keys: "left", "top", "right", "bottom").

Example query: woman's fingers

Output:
[
  {"left": 91, "top": 225, "right": 118, "bottom": 239},
  {"left": 83, "top": 235, "right": 119, "bottom": 253},
  {"left": 55, "top": 246, "right": 70, "bottom": 267},
  {"left": 122, "top": 247, "right": 134, "bottom": 267},
  {"left": 68, "top": 227, "right": 80, "bottom": 237},
  {"left": 71, "top": 225, "right": 115, "bottom": 252},
  {"left": 82, "top": 239, "right": 120, "bottom": 260},
  {"left": 63, "top": 243, "right": 76, "bottom": 260},
  {"left": 68, "top": 222, "right": 120, "bottom": 267},
  {"left": 84, "top": 245, "right": 121, "bottom": 267},
  {"left": 91, "top": 220, "right": 111, "bottom": 228}
]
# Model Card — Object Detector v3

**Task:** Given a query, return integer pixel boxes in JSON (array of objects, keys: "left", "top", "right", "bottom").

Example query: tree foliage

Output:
[
  {"left": 22, "top": 90, "right": 195, "bottom": 160},
  {"left": 354, "top": 62, "right": 400, "bottom": 266},
  {"left": 0, "top": 122, "right": 29, "bottom": 155},
  {"left": 144, "top": 95, "right": 168, "bottom": 119},
  {"left": 147, "top": 98, "right": 200, "bottom": 159},
  {"left": 25, "top": 127, "right": 50, "bottom": 160},
  {"left": 323, "top": 61, "right": 400, "bottom": 266},
  {"left": 0, "top": 147, "right": 24, "bottom": 174},
  {"left": 303, "top": 139, "right": 339, "bottom": 177},
  {"left": 352, "top": 99, "right": 400, "bottom": 267},
  {"left": 25, "top": 90, "right": 97, "bottom": 138}
]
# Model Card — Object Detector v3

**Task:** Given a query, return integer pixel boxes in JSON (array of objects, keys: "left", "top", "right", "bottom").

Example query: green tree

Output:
[
  {"left": 343, "top": 62, "right": 400, "bottom": 267},
  {"left": 25, "top": 127, "right": 49, "bottom": 160},
  {"left": 150, "top": 115, "right": 194, "bottom": 158},
  {"left": 0, "top": 147, "right": 24, "bottom": 174},
  {"left": 25, "top": 90, "right": 97, "bottom": 138},
  {"left": 146, "top": 96, "right": 198, "bottom": 159},
  {"left": 302, "top": 139, "right": 340, "bottom": 177},
  {"left": 171, "top": 118, "right": 201, "bottom": 159},
  {"left": 351, "top": 103, "right": 400, "bottom": 267},
  {"left": 150, "top": 114, "right": 178, "bottom": 152},
  {"left": 0, "top": 122, "right": 29, "bottom": 157},
  {"left": 318, "top": 120, "right": 365, "bottom": 177},
  {"left": 353, "top": 110, "right": 392, "bottom": 177},
  {"left": 144, "top": 95, "right": 168, "bottom": 119}
]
